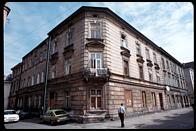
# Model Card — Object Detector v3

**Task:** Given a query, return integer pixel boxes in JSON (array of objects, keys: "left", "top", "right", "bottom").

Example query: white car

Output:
[{"left": 4, "top": 110, "right": 19, "bottom": 123}]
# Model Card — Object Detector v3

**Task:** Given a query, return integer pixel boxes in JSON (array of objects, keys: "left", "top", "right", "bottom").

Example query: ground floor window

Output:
[
  {"left": 142, "top": 91, "right": 147, "bottom": 107},
  {"left": 125, "top": 90, "right": 133, "bottom": 107},
  {"left": 151, "top": 92, "right": 156, "bottom": 107},
  {"left": 90, "top": 89, "right": 102, "bottom": 109},
  {"left": 65, "top": 91, "right": 70, "bottom": 108}
]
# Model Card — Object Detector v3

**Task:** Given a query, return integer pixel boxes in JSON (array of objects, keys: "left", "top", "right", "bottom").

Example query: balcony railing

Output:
[{"left": 83, "top": 68, "right": 110, "bottom": 81}]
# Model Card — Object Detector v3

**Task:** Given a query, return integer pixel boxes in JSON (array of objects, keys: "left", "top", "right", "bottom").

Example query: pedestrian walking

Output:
[{"left": 118, "top": 103, "right": 125, "bottom": 127}]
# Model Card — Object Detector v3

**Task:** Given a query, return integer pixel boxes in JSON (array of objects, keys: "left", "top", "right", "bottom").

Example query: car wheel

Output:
[{"left": 50, "top": 120, "right": 55, "bottom": 126}]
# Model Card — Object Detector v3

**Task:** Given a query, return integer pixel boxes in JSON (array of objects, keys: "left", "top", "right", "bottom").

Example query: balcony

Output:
[
  {"left": 50, "top": 52, "right": 58, "bottom": 65},
  {"left": 154, "top": 63, "right": 160, "bottom": 70},
  {"left": 146, "top": 59, "right": 153, "bottom": 67},
  {"left": 63, "top": 44, "right": 74, "bottom": 59},
  {"left": 85, "top": 38, "right": 105, "bottom": 50},
  {"left": 120, "top": 46, "right": 131, "bottom": 58},
  {"left": 136, "top": 54, "right": 145, "bottom": 63},
  {"left": 83, "top": 68, "right": 110, "bottom": 81}
]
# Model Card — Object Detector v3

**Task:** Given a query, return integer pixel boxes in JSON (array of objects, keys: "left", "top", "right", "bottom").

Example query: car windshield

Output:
[
  {"left": 4, "top": 111, "right": 16, "bottom": 115},
  {"left": 54, "top": 110, "right": 66, "bottom": 115}
]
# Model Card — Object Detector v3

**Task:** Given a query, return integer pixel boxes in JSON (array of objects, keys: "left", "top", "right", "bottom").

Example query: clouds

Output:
[
  {"left": 4, "top": 2, "right": 193, "bottom": 75},
  {"left": 89, "top": 2, "right": 193, "bottom": 63}
]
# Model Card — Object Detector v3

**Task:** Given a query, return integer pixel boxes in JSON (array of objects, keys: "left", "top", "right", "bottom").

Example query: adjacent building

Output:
[
  {"left": 8, "top": 6, "right": 190, "bottom": 123},
  {"left": 183, "top": 62, "right": 194, "bottom": 106},
  {"left": 4, "top": 74, "right": 13, "bottom": 109}
]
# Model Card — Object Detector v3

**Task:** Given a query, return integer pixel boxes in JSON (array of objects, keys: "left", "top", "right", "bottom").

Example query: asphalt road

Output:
[{"left": 4, "top": 107, "right": 194, "bottom": 129}]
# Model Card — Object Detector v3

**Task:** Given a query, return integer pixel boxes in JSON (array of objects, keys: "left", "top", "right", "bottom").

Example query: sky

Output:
[{"left": 4, "top": 2, "right": 194, "bottom": 76}]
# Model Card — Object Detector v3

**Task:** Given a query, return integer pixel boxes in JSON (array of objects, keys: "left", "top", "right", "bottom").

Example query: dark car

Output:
[{"left": 16, "top": 110, "right": 32, "bottom": 119}]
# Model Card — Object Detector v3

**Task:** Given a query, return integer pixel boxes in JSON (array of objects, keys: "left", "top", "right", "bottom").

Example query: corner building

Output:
[{"left": 9, "top": 6, "right": 190, "bottom": 123}]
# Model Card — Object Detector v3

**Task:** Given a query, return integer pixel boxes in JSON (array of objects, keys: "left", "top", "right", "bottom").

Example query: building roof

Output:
[
  {"left": 11, "top": 62, "right": 22, "bottom": 71},
  {"left": 22, "top": 38, "right": 48, "bottom": 59},
  {"left": 47, "top": 6, "right": 183, "bottom": 66},
  {"left": 183, "top": 61, "right": 194, "bottom": 69}
]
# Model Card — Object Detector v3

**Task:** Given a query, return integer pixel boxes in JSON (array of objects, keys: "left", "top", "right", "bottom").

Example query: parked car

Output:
[
  {"left": 4, "top": 110, "right": 19, "bottom": 123},
  {"left": 16, "top": 110, "right": 32, "bottom": 119},
  {"left": 40, "top": 109, "right": 69, "bottom": 125}
]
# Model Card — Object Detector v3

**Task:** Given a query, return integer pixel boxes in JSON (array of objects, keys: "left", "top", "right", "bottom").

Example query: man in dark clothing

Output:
[{"left": 118, "top": 103, "right": 125, "bottom": 127}]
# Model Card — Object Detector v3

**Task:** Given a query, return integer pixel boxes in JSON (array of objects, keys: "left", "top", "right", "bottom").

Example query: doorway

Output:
[{"left": 159, "top": 93, "right": 164, "bottom": 110}]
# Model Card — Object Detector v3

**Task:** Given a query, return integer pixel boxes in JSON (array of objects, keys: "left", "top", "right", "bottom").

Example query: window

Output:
[
  {"left": 166, "top": 60, "right": 170, "bottom": 71},
  {"left": 168, "top": 73, "right": 171, "bottom": 85},
  {"left": 139, "top": 65, "right": 144, "bottom": 79},
  {"left": 51, "top": 70, "right": 56, "bottom": 79},
  {"left": 136, "top": 43, "right": 141, "bottom": 55},
  {"left": 123, "top": 60, "right": 129, "bottom": 76},
  {"left": 65, "top": 91, "right": 70, "bottom": 108},
  {"left": 52, "top": 41, "right": 57, "bottom": 54},
  {"left": 41, "top": 72, "right": 44, "bottom": 83},
  {"left": 153, "top": 52, "right": 157, "bottom": 63},
  {"left": 90, "top": 53, "right": 102, "bottom": 69},
  {"left": 38, "top": 95, "right": 41, "bottom": 108},
  {"left": 23, "top": 78, "right": 26, "bottom": 88},
  {"left": 121, "top": 34, "right": 128, "bottom": 48},
  {"left": 156, "top": 74, "right": 160, "bottom": 83},
  {"left": 148, "top": 68, "right": 153, "bottom": 81},
  {"left": 28, "top": 96, "right": 31, "bottom": 108},
  {"left": 28, "top": 76, "right": 31, "bottom": 86},
  {"left": 161, "top": 58, "right": 165, "bottom": 69},
  {"left": 125, "top": 90, "right": 133, "bottom": 107},
  {"left": 151, "top": 92, "right": 156, "bottom": 106},
  {"left": 90, "top": 22, "right": 101, "bottom": 38},
  {"left": 90, "top": 89, "right": 102, "bottom": 109},
  {"left": 65, "top": 28, "right": 73, "bottom": 46},
  {"left": 142, "top": 91, "right": 147, "bottom": 107},
  {"left": 31, "top": 75, "right": 34, "bottom": 86},
  {"left": 172, "top": 95, "right": 175, "bottom": 104},
  {"left": 34, "top": 96, "right": 37, "bottom": 108},
  {"left": 37, "top": 73, "right": 40, "bottom": 84},
  {"left": 64, "top": 60, "right": 71, "bottom": 75},
  {"left": 146, "top": 48, "right": 150, "bottom": 60}
]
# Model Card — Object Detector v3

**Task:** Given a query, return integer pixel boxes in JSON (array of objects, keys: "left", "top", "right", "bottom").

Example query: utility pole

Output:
[{"left": 43, "top": 36, "right": 51, "bottom": 114}]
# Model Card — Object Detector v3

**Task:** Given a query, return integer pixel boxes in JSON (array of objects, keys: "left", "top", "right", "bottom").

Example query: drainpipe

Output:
[{"left": 43, "top": 36, "right": 51, "bottom": 114}]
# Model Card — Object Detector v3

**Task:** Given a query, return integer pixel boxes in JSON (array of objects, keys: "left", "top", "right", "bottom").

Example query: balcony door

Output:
[{"left": 90, "top": 53, "right": 102, "bottom": 69}]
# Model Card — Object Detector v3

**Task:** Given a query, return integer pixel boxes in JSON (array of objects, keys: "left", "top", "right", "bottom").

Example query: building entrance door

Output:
[{"left": 159, "top": 93, "right": 164, "bottom": 110}]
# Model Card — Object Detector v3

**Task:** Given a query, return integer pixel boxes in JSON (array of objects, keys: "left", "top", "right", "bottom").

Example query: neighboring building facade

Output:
[
  {"left": 183, "top": 62, "right": 194, "bottom": 106},
  {"left": 4, "top": 74, "right": 12, "bottom": 109},
  {"left": 9, "top": 6, "right": 190, "bottom": 123}
]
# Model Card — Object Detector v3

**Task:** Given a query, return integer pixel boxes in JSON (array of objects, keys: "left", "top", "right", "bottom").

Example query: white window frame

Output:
[
  {"left": 121, "top": 33, "right": 128, "bottom": 48},
  {"left": 37, "top": 73, "right": 40, "bottom": 84},
  {"left": 64, "top": 59, "right": 71, "bottom": 75},
  {"left": 153, "top": 52, "right": 157, "bottom": 63},
  {"left": 51, "top": 71, "right": 55, "bottom": 79},
  {"left": 90, "top": 52, "right": 102, "bottom": 69},
  {"left": 90, "top": 89, "right": 102, "bottom": 110},
  {"left": 90, "top": 22, "right": 101, "bottom": 39},
  {"left": 136, "top": 42, "right": 141, "bottom": 55},
  {"left": 146, "top": 48, "right": 150, "bottom": 60},
  {"left": 41, "top": 72, "right": 44, "bottom": 83},
  {"left": 31, "top": 75, "right": 34, "bottom": 86},
  {"left": 65, "top": 28, "right": 73, "bottom": 47}
]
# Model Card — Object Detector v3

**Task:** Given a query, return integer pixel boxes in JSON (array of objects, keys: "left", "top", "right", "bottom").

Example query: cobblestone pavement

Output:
[{"left": 4, "top": 107, "right": 194, "bottom": 129}]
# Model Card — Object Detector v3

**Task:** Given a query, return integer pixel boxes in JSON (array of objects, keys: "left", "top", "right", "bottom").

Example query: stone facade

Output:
[
  {"left": 183, "top": 62, "right": 194, "bottom": 106},
  {"left": 9, "top": 6, "right": 190, "bottom": 123}
]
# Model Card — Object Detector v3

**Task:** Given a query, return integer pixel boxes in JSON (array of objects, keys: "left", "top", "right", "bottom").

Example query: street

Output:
[{"left": 4, "top": 107, "right": 194, "bottom": 129}]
